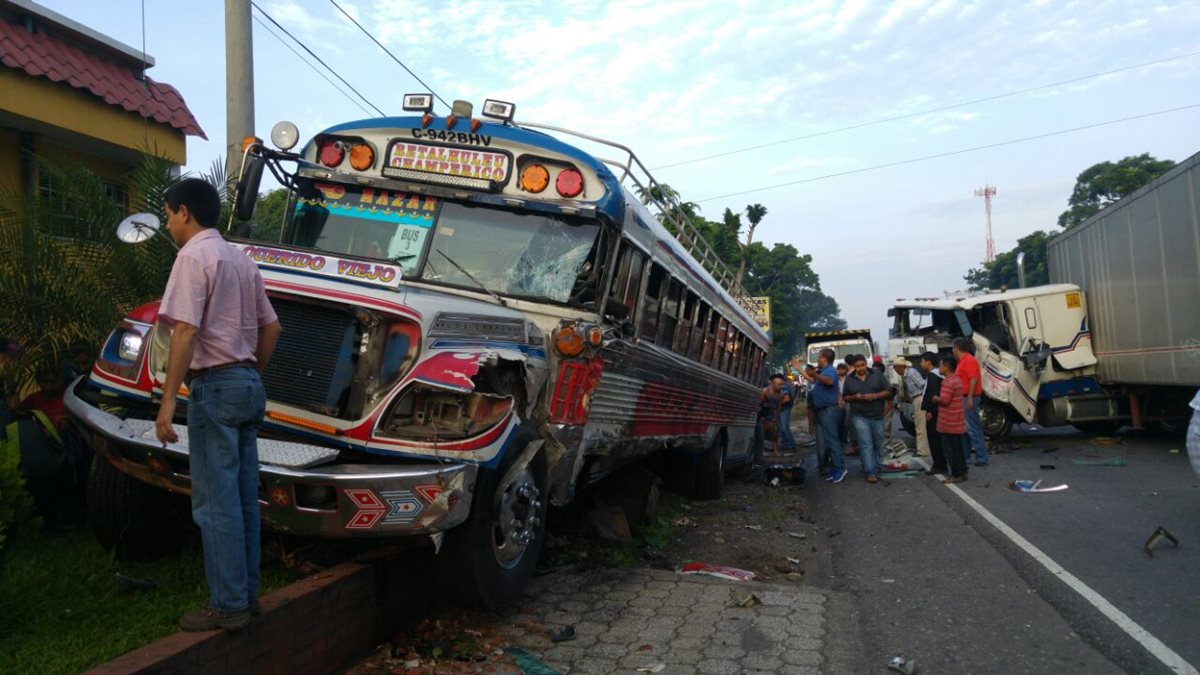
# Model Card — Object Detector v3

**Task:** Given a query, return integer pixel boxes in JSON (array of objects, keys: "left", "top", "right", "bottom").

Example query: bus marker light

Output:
[
  {"left": 267, "top": 410, "right": 340, "bottom": 435},
  {"left": 586, "top": 326, "right": 603, "bottom": 347},
  {"left": 556, "top": 168, "right": 584, "bottom": 198},
  {"left": 470, "top": 118, "right": 482, "bottom": 132},
  {"left": 319, "top": 140, "right": 344, "bottom": 167},
  {"left": 554, "top": 325, "right": 585, "bottom": 357},
  {"left": 241, "top": 135, "right": 262, "bottom": 152},
  {"left": 520, "top": 164, "right": 550, "bottom": 193},
  {"left": 349, "top": 143, "right": 375, "bottom": 170},
  {"left": 421, "top": 113, "right": 434, "bottom": 128},
  {"left": 446, "top": 115, "right": 458, "bottom": 130}
]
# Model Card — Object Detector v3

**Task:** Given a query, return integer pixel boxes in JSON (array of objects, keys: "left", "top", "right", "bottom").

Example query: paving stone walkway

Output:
[{"left": 501, "top": 568, "right": 829, "bottom": 674}]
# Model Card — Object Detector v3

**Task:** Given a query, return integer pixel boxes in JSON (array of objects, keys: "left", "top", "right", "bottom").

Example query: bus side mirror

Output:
[{"left": 234, "top": 154, "right": 265, "bottom": 223}]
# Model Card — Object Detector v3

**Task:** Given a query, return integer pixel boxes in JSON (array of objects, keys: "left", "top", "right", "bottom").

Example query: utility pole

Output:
[
  {"left": 225, "top": 0, "right": 254, "bottom": 185},
  {"left": 975, "top": 185, "right": 997, "bottom": 263}
]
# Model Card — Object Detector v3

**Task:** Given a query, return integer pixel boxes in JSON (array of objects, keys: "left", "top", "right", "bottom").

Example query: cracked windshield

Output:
[{"left": 420, "top": 203, "right": 599, "bottom": 303}]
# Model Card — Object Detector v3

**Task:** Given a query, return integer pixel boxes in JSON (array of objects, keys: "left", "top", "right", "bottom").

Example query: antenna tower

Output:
[{"left": 975, "top": 184, "right": 997, "bottom": 262}]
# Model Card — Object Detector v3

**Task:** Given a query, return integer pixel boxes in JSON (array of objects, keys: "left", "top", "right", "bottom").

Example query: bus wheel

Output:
[
  {"left": 438, "top": 427, "right": 547, "bottom": 611},
  {"left": 693, "top": 431, "right": 726, "bottom": 500},
  {"left": 980, "top": 400, "right": 1012, "bottom": 439},
  {"left": 88, "top": 455, "right": 192, "bottom": 560}
]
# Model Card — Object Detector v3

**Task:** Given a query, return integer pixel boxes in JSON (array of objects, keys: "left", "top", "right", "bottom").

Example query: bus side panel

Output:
[{"left": 580, "top": 338, "right": 759, "bottom": 481}]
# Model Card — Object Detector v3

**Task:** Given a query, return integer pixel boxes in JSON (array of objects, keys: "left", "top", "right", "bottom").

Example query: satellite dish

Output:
[{"left": 116, "top": 213, "right": 162, "bottom": 244}]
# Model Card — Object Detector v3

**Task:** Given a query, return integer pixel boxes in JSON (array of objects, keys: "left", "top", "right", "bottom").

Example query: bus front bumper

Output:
[{"left": 64, "top": 382, "right": 475, "bottom": 538}]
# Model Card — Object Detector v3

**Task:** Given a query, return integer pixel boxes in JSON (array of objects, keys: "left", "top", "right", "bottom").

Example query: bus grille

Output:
[{"left": 260, "top": 299, "right": 357, "bottom": 416}]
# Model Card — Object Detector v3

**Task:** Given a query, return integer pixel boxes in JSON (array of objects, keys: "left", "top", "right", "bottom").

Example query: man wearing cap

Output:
[{"left": 892, "top": 356, "right": 929, "bottom": 457}]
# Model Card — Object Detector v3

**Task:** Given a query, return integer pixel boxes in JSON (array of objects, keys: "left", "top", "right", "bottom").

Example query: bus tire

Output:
[
  {"left": 693, "top": 431, "right": 726, "bottom": 500},
  {"left": 980, "top": 400, "right": 1013, "bottom": 439},
  {"left": 87, "top": 455, "right": 192, "bottom": 560},
  {"left": 437, "top": 427, "right": 548, "bottom": 611}
]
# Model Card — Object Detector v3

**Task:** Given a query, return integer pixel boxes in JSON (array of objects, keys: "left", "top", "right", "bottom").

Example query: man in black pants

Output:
[{"left": 919, "top": 353, "right": 947, "bottom": 475}]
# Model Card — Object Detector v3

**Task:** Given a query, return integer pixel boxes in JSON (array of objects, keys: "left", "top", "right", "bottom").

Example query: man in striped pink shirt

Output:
[{"left": 932, "top": 355, "right": 969, "bottom": 482}]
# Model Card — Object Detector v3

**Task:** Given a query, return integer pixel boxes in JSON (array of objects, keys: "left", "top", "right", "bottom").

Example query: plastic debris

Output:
[
  {"left": 504, "top": 647, "right": 559, "bottom": 675},
  {"left": 786, "top": 557, "right": 801, "bottom": 564},
  {"left": 787, "top": 532, "right": 807, "bottom": 539},
  {"left": 1145, "top": 526, "right": 1179, "bottom": 558},
  {"left": 1168, "top": 448, "right": 1180, "bottom": 454},
  {"left": 743, "top": 524, "right": 764, "bottom": 531},
  {"left": 1009, "top": 479, "right": 1069, "bottom": 493},
  {"left": 636, "top": 664, "right": 666, "bottom": 673},
  {"left": 678, "top": 562, "right": 756, "bottom": 581},
  {"left": 887, "top": 655, "right": 918, "bottom": 674},
  {"left": 1070, "top": 457, "right": 1127, "bottom": 466},
  {"left": 547, "top": 625, "right": 577, "bottom": 642},
  {"left": 765, "top": 464, "right": 805, "bottom": 485},
  {"left": 882, "top": 462, "right": 910, "bottom": 472}
]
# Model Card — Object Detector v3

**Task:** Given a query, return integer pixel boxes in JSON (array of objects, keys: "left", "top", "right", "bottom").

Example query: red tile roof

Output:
[{"left": 0, "top": 17, "right": 206, "bottom": 139}]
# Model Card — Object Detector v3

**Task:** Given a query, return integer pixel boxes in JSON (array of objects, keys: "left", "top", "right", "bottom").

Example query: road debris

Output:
[
  {"left": 728, "top": 587, "right": 761, "bottom": 607},
  {"left": 1009, "top": 479, "right": 1069, "bottom": 493},
  {"left": 1070, "top": 458, "right": 1127, "bottom": 466},
  {"left": 788, "top": 532, "right": 807, "bottom": 539},
  {"left": 546, "top": 625, "right": 576, "bottom": 642},
  {"left": 1144, "top": 526, "right": 1179, "bottom": 558},
  {"left": 636, "top": 664, "right": 666, "bottom": 673},
  {"left": 786, "top": 557, "right": 801, "bottom": 564},
  {"left": 671, "top": 516, "right": 697, "bottom": 527},
  {"left": 677, "top": 562, "right": 756, "bottom": 581},
  {"left": 1039, "top": 464, "right": 1057, "bottom": 470},
  {"left": 1090, "top": 436, "right": 1123, "bottom": 446},
  {"left": 743, "top": 524, "right": 764, "bottom": 531},
  {"left": 887, "top": 655, "right": 918, "bottom": 674}
]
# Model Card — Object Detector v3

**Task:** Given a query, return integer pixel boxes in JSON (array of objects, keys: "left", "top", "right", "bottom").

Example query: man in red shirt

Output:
[
  {"left": 952, "top": 338, "right": 989, "bottom": 466},
  {"left": 932, "top": 355, "right": 968, "bottom": 482}
]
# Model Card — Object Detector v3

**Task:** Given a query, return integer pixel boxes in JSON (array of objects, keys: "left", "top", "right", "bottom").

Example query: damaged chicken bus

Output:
[{"left": 64, "top": 98, "right": 770, "bottom": 609}]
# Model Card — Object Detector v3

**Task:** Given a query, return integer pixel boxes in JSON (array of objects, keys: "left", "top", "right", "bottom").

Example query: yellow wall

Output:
[{"left": 0, "top": 68, "right": 187, "bottom": 165}]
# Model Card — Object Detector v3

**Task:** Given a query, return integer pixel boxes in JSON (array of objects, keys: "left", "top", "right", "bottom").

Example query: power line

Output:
[
  {"left": 657, "top": 49, "right": 1200, "bottom": 171},
  {"left": 694, "top": 103, "right": 1200, "bottom": 203},
  {"left": 328, "top": 0, "right": 450, "bottom": 112},
  {"left": 251, "top": 14, "right": 373, "bottom": 117},
  {"left": 250, "top": 1, "right": 385, "bottom": 117}
]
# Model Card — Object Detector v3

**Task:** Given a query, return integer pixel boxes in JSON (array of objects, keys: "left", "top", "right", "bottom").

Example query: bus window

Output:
[
  {"left": 737, "top": 335, "right": 750, "bottom": 379},
  {"left": 661, "top": 279, "right": 683, "bottom": 349},
  {"left": 640, "top": 263, "right": 666, "bottom": 342},
  {"left": 700, "top": 306, "right": 717, "bottom": 364},
  {"left": 712, "top": 318, "right": 728, "bottom": 369},
  {"left": 606, "top": 244, "right": 644, "bottom": 322},
  {"left": 691, "top": 303, "right": 710, "bottom": 361},
  {"left": 675, "top": 290, "right": 697, "bottom": 354}
]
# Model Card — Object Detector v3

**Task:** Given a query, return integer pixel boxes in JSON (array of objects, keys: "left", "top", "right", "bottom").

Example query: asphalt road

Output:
[{"left": 805, "top": 424, "right": 1199, "bottom": 675}]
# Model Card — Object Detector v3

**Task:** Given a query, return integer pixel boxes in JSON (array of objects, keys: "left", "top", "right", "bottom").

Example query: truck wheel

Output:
[
  {"left": 437, "top": 427, "right": 547, "bottom": 611},
  {"left": 980, "top": 400, "right": 1012, "bottom": 439},
  {"left": 693, "top": 431, "right": 727, "bottom": 500},
  {"left": 87, "top": 455, "right": 193, "bottom": 560}
]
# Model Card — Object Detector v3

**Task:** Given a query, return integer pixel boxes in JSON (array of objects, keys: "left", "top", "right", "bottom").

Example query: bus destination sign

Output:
[{"left": 383, "top": 140, "right": 510, "bottom": 183}]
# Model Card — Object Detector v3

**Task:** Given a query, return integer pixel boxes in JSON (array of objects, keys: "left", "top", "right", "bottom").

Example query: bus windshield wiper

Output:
[
  {"left": 436, "top": 249, "right": 507, "bottom": 307},
  {"left": 387, "top": 253, "right": 416, "bottom": 263}
]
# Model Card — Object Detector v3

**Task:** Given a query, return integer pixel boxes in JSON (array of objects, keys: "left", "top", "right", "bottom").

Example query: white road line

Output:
[{"left": 934, "top": 473, "right": 1198, "bottom": 674}]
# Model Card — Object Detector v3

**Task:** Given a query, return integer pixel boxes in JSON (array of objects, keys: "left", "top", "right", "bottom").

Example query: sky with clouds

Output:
[{"left": 40, "top": 0, "right": 1200, "bottom": 351}]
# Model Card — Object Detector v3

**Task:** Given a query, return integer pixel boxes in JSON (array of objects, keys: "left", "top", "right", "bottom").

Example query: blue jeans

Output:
[
  {"left": 817, "top": 406, "right": 844, "bottom": 472},
  {"left": 852, "top": 416, "right": 886, "bottom": 476},
  {"left": 187, "top": 367, "right": 267, "bottom": 612},
  {"left": 779, "top": 407, "right": 796, "bottom": 450},
  {"left": 964, "top": 395, "right": 989, "bottom": 463}
]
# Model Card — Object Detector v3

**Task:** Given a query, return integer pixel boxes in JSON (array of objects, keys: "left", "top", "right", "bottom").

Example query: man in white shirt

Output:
[{"left": 893, "top": 357, "right": 929, "bottom": 457}]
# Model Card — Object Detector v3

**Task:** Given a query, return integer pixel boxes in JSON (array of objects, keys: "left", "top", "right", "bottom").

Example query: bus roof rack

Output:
[{"left": 517, "top": 122, "right": 754, "bottom": 313}]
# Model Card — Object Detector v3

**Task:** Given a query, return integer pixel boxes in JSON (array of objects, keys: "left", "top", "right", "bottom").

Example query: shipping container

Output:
[{"left": 1047, "top": 150, "right": 1200, "bottom": 388}]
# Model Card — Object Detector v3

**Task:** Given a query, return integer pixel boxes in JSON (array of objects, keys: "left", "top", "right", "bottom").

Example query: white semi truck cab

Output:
[{"left": 888, "top": 285, "right": 1126, "bottom": 437}]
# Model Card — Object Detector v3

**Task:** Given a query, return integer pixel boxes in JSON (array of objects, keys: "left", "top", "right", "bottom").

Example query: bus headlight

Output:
[{"left": 117, "top": 331, "right": 144, "bottom": 361}]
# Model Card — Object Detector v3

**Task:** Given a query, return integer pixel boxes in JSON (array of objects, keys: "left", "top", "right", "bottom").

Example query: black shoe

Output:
[{"left": 925, "top": 466, "right": 949, "bottom": 476}]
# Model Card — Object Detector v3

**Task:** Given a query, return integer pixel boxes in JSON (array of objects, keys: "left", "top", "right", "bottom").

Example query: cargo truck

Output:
[{"left": 890, "top": 150, "right": 1200, "bottom": 436}]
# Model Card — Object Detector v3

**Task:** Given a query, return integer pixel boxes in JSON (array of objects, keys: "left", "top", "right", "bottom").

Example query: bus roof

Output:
[{"left": 892, "top": 284, "right": 1082, "bottom": 311}]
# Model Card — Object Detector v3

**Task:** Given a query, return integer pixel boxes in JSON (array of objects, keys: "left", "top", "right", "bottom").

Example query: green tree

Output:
[
  {"left": 1057, "top": 153, "right": 1175, "bottom": 229},
  {"left": 965, "top": 230, "right": 1051, "bottom": 291},
  {"left": 0, "top": 153, "right": 179, "bottom": 392},
  {"left": 735, "top": 203, "right": 766, "bottom": 285},
  {"left": 248, "top": 188, "right": 291, "bottom": 242}
]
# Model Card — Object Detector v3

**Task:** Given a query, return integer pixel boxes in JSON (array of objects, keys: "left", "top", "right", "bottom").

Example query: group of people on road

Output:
[{"left": 796, "top": 337, "right": 992, "bottom": 484}]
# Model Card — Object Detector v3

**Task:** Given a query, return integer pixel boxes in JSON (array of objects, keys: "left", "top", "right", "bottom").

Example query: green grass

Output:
[{"left": 0, "top": 527, "right": 291, "bottom": 674}]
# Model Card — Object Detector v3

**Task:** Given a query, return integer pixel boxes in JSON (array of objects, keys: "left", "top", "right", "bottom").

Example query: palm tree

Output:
[
  {"left": 736, "top": 203, "right": 767, "bottom": 285},
  {"left": 0, "top": 152, "right": 179, "bottom": 393}
]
